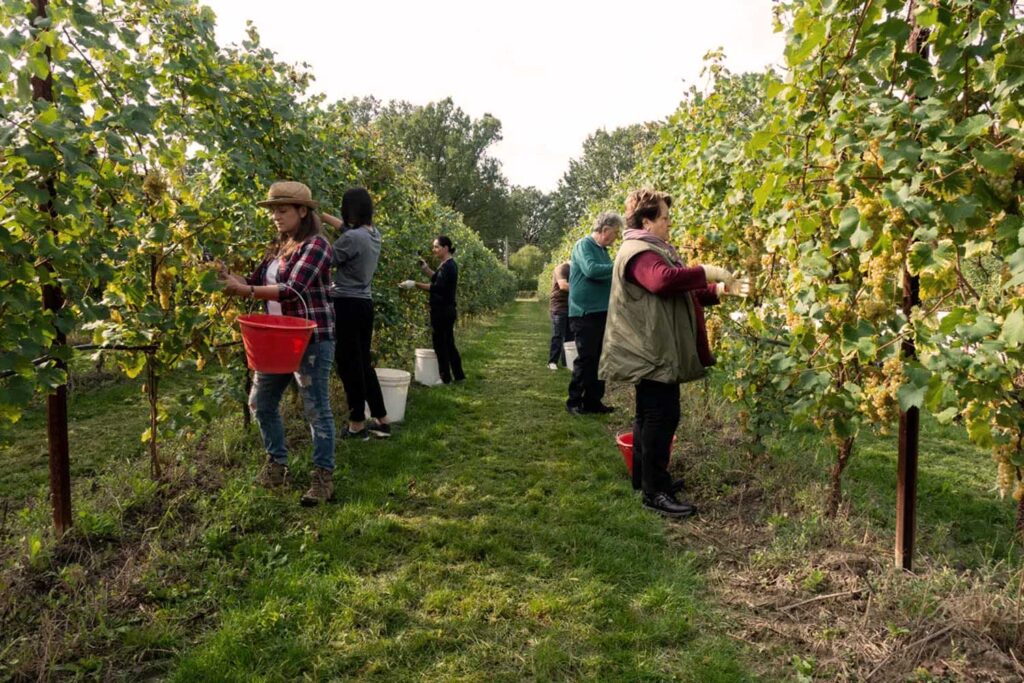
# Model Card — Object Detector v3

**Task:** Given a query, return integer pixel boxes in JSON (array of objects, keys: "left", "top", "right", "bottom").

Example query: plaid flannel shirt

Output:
[{"left": 247, "top": 235, "right": 335, "bottom": 343}]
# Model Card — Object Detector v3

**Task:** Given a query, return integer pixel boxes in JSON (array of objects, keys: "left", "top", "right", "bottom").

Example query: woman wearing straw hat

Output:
[{"left": 218, "top": 181, "right": 337, "bottom": 507}]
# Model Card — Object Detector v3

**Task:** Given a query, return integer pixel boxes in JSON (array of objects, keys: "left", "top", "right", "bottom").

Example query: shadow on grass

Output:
[
  {"left": 169, "top": 302, "right": 754, "bottom": 682},
  {"left": 847, "top": 422, "right": 1017, "bottom": 565}
]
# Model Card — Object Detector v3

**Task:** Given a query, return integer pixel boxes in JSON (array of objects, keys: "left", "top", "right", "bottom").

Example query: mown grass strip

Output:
[{"left": 169, "top": 302, "right": 753, "bottom": 681}]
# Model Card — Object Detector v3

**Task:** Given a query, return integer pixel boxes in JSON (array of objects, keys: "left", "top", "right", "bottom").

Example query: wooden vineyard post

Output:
[
  {"left": 895, "top": 14, "right": 929, "bottom": 572},
  {"left": 896, "top": 269, "right": 921, "bottom": 570},
  {"left": 146, "top": 352, "right": 161, "bottom": 480},
  {"left": 31, "top": 0, "right": 72, "bottom": 535}
]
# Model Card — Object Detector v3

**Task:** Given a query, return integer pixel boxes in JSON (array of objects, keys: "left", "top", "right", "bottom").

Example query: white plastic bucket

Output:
[
  {"left": 563, "top": 341, "right": 578, "bottom": 368},
  {"left": 365, "top": 368, "right": 411, "bottom": 423},
  {"left": 414, "top": 348, "right": 441, "bottom": 386}
]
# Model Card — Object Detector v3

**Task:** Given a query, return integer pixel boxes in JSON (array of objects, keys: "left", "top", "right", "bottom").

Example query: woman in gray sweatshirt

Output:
[{"left": 323, "top": 188, "right": 391, "bottom": 439}]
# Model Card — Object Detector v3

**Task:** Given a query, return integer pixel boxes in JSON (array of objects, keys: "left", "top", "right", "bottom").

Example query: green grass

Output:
[
  {"left": 1, "top": 302, "right": 754, "bottom": 681},
  {"left": 0, "top": 369, "right": 152, "bottom": 503},
  {"left": 849, "top": 418, "right": 1017, "bottom": 565},
  {"left": 0, "top": 361, "right": 226, "bottom": 504},
  {"left": 166, "top": 302, "right": 751, "bottom": 681},
  {"left": 714, "top": 396, "right": 1019, "bottom": 568},
  {"left": 5, "top": 301, "right": 1021, "bottom": 680}
]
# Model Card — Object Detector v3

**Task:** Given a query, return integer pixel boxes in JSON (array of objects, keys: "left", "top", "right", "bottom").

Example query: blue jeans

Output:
[{"left": 249, "top": 340, "right": 336, "bottom": 471}]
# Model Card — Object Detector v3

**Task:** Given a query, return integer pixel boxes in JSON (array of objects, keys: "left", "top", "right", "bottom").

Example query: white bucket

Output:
[
  {"left": 563, "top": 341, "right": 578, "bottom": 368},
  {"left": 365, "top": 368, "right": 411, "bottom": 423},
  {"left": 414, "top": 348, "right": 441, "bottom": 386}
]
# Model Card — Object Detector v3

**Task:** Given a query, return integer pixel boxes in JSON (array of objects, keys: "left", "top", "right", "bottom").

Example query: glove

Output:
[
  {"left": 398, "top": 280, "right": 416, "bottom": 289},
  {"left": 723, "top": 277, "right": 751, "bottom": 298},
  {"left": 702, "top": 264, "right": 735, "bottom": 284}
]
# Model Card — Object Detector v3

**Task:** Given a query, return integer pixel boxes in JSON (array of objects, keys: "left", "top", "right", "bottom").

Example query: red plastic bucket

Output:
[
  {"left": 238, "top": 314, "right": 316, "bottom": 373},
  {"left": 615, "top": 432, "right": 677, "bottom": 475}
]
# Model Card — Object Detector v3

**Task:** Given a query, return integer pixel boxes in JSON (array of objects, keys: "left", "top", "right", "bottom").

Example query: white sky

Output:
[{"left": 203, "top": 1, "right": 785, "bottom": 192}]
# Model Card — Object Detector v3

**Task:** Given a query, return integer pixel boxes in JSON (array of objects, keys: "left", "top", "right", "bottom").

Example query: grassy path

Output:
[{"left": 170, "top": 301, "right": 751, "bottom": 681}]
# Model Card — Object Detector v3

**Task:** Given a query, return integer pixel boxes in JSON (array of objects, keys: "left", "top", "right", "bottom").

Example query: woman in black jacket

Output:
[{"left": 399, "top": 235, "right": 465, "bottom": 383}]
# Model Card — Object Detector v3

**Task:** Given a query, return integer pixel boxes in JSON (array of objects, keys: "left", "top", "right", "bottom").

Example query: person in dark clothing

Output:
[
  {"left": 321, "top": 187, "right": 391, "bottom": 441},
  {"left": 399, "top": 235, "right": 465, "bottom": 384},
  {"left": 566, "top": 212, "right": 622, "bottom": 414},
  {"left": 547, "top": 262, "right": 573, "bottom": 370}
]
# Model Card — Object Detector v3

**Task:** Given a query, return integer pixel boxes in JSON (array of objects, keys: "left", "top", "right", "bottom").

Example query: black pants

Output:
[
  {"left": 548, "top": 311, "right": 574, "bottom": 365},
  {"left": 632, "top": 379, "right": 681, "bottom": 495},
  {"left": 333, "top": 298, "right": 386, "bottom": 423},
  {"left": 430, "top": 305, "right": 464, "bottom": 383},
  {"left": 567, "top": 311, "right": 606, "bottom": 410}
]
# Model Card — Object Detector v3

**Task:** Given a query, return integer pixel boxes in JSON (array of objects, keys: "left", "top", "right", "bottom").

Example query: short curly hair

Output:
[{"left": 625, "top": 188, "right": 672, "bottom": 230}]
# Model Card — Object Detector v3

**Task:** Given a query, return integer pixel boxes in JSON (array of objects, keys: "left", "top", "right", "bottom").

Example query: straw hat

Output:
[{"left": 256, "top": 181, "right": 320, "bottom": 209}]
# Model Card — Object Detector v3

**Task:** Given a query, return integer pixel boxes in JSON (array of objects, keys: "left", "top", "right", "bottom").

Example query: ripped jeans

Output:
[{"left": 249, "top": 340, "right": 336, "bottom": 471}]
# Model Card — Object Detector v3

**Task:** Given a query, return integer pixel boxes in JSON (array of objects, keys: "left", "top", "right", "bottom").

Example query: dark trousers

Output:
[
  {"left": 430, "top": 305, "right": 464, "bottom": 383},
  {"left": 632, "top": 379, "right": 681, "bottom": 495},
  {"left": 567, "top": 311, "right": 606, "bottom": 410},
  {"left": 548, "top": 311, "right": 574, "bottom": 365},
  {"left": 333, "top": 298, "right": 387, "bottom": 423}
]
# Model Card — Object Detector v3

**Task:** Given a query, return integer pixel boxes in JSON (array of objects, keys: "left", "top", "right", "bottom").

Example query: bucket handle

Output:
[{"left": 278, "top": 282, "right": 311, "bottom": 321}]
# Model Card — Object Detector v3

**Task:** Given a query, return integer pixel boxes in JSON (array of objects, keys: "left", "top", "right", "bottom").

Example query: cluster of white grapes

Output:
[
  {"left": 984, "top": 150, "right": 1023, "bottom": 207},
  {"left": 992, "top": 430, "right": 1024, "bottom": 501},
  {"left": 861, "top": 356, "right": 904, "bottom": 433}
]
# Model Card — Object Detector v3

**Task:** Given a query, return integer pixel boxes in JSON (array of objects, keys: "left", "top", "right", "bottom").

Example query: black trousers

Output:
[
  {"left": 632, "top": 379, "right": 681, "bottom": 495},
  {"left": 567, "top": 311, "right": 606, "bottom": 410},
  {"left": 547, "top": 311, "right": 574, "bottom": 365},
  {"left": 333, "top": 298, "right": 387, "bottom": 423},
  {"left": 430, "top": 305, "right": 464, "bottom": 383}
]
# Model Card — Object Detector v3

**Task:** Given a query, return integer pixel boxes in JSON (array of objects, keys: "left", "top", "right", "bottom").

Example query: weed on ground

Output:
[{"left": 596, "top": 363, "right": 1024, "bottom": 682}]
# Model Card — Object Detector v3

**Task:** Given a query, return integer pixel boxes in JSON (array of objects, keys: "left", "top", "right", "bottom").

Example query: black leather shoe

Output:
[{"left": 642, "top": 492, "right": 697, "bottom": 518}]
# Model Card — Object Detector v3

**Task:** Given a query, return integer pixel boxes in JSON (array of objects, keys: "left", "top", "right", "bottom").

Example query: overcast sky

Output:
[{"left": 203, "top": 1, "right": 785, "bottom": 192}]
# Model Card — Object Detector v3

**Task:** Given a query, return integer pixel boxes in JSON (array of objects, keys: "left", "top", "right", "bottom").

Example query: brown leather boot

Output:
[
  {"left": 257, "top": 460, "right": 288, "bottom": 489},
  {"left": 300, "top": 467, "right": 334, "bottom": 507}
]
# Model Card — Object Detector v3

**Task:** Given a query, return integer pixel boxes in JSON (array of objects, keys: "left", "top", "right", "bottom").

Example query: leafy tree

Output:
[
  {"left": 506, "top": 125, "right": 659, "bottom": 257},
  {"left": 361, "top": 97, "right": 518, "bottom": 245},
  {"left": 509, "top": 186, "right": 559, "bottom": 250},
  {"left": 549, "top": 124, "right": 660, "bottom": 232},
  {"left": 508, "top": 244, "right": 546, "bottom": 290}
]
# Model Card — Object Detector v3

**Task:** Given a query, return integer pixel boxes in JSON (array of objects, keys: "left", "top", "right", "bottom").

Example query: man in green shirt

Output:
[{"left": 566, "top": 211, "right": 622, "bottom": 414}]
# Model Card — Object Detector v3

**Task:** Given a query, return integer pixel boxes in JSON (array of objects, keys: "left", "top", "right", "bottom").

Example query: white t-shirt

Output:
[{"left": 265, "top": 258, "right": 283, "bottom": 316}]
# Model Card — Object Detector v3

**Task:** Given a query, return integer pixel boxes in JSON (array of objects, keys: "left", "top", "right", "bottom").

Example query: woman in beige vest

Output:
[{"left": 599, "top": 189, "right": 748, "bottom": 518}]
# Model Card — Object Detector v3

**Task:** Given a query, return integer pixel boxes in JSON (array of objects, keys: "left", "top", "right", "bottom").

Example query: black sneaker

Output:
[
  {"left": 566, "top": 404, "right": 587, "bottom": 415},
  {"left": 368, "top": 420, "right": 392, "bottom": 439},
  {"left": 670, "top": 479, "right": 686, "bottom": 495},
  {"left": 340, "top": 425, "right": 369, "bottom": 441},
  {"left": 588, "top": 403, "right": 615, "bottom": 414},
  {"left": 642, "top": 492, "right": 697, "bottom": 518}
]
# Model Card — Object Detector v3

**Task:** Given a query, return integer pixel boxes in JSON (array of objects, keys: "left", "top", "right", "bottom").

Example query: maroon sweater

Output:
[{"left": 624, "top": 251, "right": 720, "bottom": 367}]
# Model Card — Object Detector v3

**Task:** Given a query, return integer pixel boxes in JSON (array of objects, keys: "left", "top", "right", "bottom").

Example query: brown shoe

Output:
[
  {"left": 257, "top": 460, "right": 288, "bottom": 488},
  {"left": 300, "top": 467, "right": 334, "bottom": 507}
]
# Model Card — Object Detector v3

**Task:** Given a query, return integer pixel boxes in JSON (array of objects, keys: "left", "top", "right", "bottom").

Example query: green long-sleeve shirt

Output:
[{"left": 568, "top": 234, "right": 613, "bottom": 317}]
